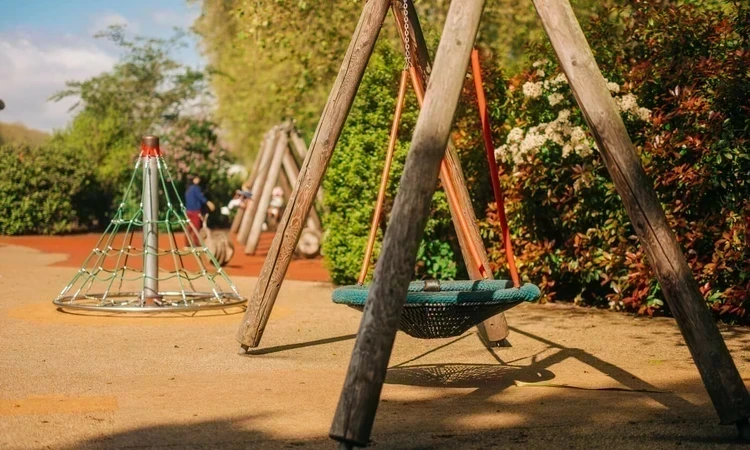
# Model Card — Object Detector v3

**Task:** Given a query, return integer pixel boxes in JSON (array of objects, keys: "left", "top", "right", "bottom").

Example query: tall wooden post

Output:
[
  {"left": 282, "top": 149, "right": 322, "bottom": 232},
  {"left": 329, "top": 0, "right": 486, "bottom": 446},
  {"left": 289, "top": 129, "right": 325, "bottom": 214},
  {"left": 231, "top": 134, "right": 271, "bottom": 234},
  {"left": 392, "top": 1, "right": 509, "bottom": 344},
  {"left": 237, "top": 129, "right": 279, "bottom": 244},
  {"left": 236, "top": 0, "right": 393, "bottom": 349},
  {"left": 245, "top": 126, "right": 290, "bottom": 255},
  {"left": 532, "top": 0, "right": 750, "bottom": 428}
]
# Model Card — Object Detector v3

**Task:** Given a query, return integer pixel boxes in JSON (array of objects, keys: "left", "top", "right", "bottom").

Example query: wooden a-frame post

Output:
[
  {"left": 236, "top": 0, "right": 514, "bottom": 350},
  {"left": 289, "top": 129, "right": 325, "bottom": 210},
  {"left": 236, "top": 0, "right": 394, "bottom": 349},
  {"left": 245, "top": 123, "right": 291, "bottom": 255},
  {"left": 233, "top": 125, "right": 324, "bottom": 240},
  {"left": 531, "top": 0, "right": 750, "bottom": 430},
  {"left": 236, "top": 129, "right": 279, "bottom": 244},
  {"left": 282, "top": 148, "right": 322, "bottom": 232},
  {"left": 329, "top": 0, "right": 750, "bottom": 446},
  {"left": 330, "top": 0, "right": 487, "bottom": 445},
  {"left": 230, "top": 136, "right": 267, "bottom": 234}
]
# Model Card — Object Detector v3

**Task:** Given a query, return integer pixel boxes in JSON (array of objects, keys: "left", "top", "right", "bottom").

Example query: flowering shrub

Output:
[
  {"left": 486, "top": 60, "right": 651, "bottom": 308},
  {"left": 483, "top": 0, "right": 749, "bottom": 322}
]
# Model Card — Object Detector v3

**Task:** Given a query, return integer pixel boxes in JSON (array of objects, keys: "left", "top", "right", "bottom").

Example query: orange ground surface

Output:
[{"left": 0, "top": 230, "right": 330, "bottom": 282}]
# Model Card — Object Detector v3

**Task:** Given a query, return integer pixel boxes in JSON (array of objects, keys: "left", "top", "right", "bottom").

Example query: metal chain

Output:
[{"left": 402, "top": 0, "right": 411, "bottom": 69}]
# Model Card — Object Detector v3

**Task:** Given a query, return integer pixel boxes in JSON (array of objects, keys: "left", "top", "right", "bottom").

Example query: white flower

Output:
[
  {"left": 557, "top": 109, "right": 571, "bottom": 121},
  {"left": 522, "top": 81, "right": 543, "bottom": 98},
  {"left": 562, "top": 144, "right": 573, "bottom": 158},
  {"left": 536, "top": 69, "right": 545, "bottom": 77},
  {"left": 494, "top": 146, "right": 506, "bottom": 161},
  {"left": 545, "top": 125, "right": 564, "bottom": 145},
  {"left": 617, "top": 93, "right": 638, "bottom": 113},
  {"left": 576, "top": 143, "right": 594, "bottom": 158},
  {"left": 532, "top": 59, "right": 549, "bottom": 68},
  {"left": 519, "top": 128, "right": 546, "bottom": 154},
  {"left": 570, "top": 126, "right": 587, "bottom": 144},
  {"left": 507, "top": 127, "right": 524, "bottom": 143},
  {"left": 552, "top": 73, "right": 568, "bottom": 86},
  {"left": 636, "top": 107, "right": 651, "bottom": 121},
  {"left": 606, "top": 82, "right": 620, "bottom": 93},
  {"left": 547, "top": 93, "right": 564, "bottom": 107}
]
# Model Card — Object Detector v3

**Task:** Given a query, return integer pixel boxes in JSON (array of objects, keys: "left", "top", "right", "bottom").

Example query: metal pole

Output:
[{"left": 141, "top": 135, "right": 160, "bottom": 304}]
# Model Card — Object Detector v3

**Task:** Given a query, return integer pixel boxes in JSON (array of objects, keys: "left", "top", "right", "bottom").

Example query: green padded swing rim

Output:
[{"left": 332, "top": 280, "right": 540, "bottom": 306}]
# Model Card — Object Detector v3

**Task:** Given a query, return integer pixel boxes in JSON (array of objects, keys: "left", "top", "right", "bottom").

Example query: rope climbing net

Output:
[{"left": 54, "top": 136, "right": 244, "bottom": 313}]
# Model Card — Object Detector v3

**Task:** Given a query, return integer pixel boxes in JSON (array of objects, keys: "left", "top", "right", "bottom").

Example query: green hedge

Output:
[
  {"left": 0, "top": 143, "right": 92, "bottom": 235},
  {"left": 322, "top": 42, "right": 470, "bottom": 285}
]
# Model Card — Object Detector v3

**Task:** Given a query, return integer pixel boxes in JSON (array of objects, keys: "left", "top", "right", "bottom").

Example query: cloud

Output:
[
  {"left": 0, "top": 34, "right": 117, "bottom": 131},
  {"left": 89, "top": 12, "right": 138, "bottom": 34},
  {"left": 151, "top": 8, "right": 200, "bottom": 29}
]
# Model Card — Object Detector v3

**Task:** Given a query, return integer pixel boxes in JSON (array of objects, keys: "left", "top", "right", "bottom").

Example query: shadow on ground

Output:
[{"left": 55, "top": 326, "right": 749, "bottom": 449}]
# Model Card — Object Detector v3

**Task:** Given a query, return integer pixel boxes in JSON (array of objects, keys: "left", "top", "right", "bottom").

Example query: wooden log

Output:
[
  {"left": 288, "top": 128, "right": 307, "bottom": 164},
  {"left": 532, "top": 0, "right": 750, "bottom": 427},
  {"left": 280, "top": 162, "right": 321, "bottom": 257},
  {"left": 282, "top": 149, "right": 321, "bottom": 232},
  {"left": 245, "top": 125, "right": 290, "bottom": 255},
  {"left": 392, "top": 1, "right": 509, "bottom": 344},
  {"left": 229, "top": 196, "right": 246, "bottom": 234},
  {"left": 236, "top": 0, "right": 392, "bottom": 348},
  {"left": 329, "top": 0, "right": 486, "bottom": 445},
  {"left": 237, "top": 129, "right": 278, "bottom": 244},
  {"left": 231, "top": 132, "right": 271, "bottom": 234},
  {"left": 289, "top": 129, "right": 326, "bottom": 214}
]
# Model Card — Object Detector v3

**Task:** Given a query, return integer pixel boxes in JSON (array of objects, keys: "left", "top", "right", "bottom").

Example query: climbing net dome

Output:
[{"left": 54, "top": 136, "right": 244, "bottom": 313}]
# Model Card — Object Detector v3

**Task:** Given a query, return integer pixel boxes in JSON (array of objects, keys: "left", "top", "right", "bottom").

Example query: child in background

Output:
[
  {"left": 185, "top": 175, "right": 215, "bottom": 246},
  {"left": 222, "top": 181, "right": 253, "bottom": 216}
]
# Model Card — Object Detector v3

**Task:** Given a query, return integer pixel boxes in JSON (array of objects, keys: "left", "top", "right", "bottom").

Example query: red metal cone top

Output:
[{"left": 140, "top": 135, "right": 161, "bottom": 157}]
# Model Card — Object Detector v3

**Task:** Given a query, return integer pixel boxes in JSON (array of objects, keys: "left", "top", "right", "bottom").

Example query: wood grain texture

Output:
[
  {"left": 393, "top": 1, "right": 509, "bottom": 342},
  {"left": 282, "top": 149, "right": 321, "bottom": 232},
  {"left": 236, "top": 0, "right": 392, "bottom": 348},
  {"left": 289, "top": 129, "right": 325, "bottom": 210},
  {"left": 245, "top": 125, "right": 290, "bottom": 255},
  {"left": 329, "top": 0, "right": 486, "bottom": 445},
  {"left": 236, "top": 129, "right": 279, "bottom": 244},
  {"left": 533, "top": 0, "right": 750, "bottom": 425}
]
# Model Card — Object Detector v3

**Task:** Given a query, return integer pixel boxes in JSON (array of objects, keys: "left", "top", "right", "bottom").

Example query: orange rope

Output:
[
  {"left": 358, "top": 69, "right": 410, "bottom": 285},
  {"left": 470, "top": 49, "right": 520, "bottom": 287},
  {"left": 408, "top": 67, "right": 488, "bottom": 280}
]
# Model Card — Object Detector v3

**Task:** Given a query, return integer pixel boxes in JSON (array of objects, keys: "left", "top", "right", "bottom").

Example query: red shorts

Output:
[{"left": 186, "top": 210, "right": 202, "bottom": 246}]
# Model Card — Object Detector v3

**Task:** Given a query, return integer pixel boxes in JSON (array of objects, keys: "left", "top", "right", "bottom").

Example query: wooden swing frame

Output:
[
  {"left": 233, "top": 0, "right": 750, "bottom": 445},
  {"left": 232, "top": 121, "right": 323, "bottom": 257}
]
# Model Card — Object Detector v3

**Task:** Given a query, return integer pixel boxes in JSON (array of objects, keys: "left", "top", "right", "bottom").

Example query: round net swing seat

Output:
[{"left": 332, "top": 280, "right": 541, "bottom": 339}]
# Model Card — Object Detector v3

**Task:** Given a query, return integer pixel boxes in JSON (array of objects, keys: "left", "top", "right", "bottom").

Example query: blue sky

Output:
[{"left": 0, "top": 0, "right": 205, "bottom": 131}]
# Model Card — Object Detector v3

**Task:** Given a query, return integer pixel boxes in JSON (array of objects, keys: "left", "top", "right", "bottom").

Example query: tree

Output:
[{"left": 49, "top": 25, "right": 235, "bottom": 229}]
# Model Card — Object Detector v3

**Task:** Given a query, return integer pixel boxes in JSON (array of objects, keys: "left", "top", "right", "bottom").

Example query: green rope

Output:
[{"left": 56, "top": 153, "right": 242, "bottom": 308}]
